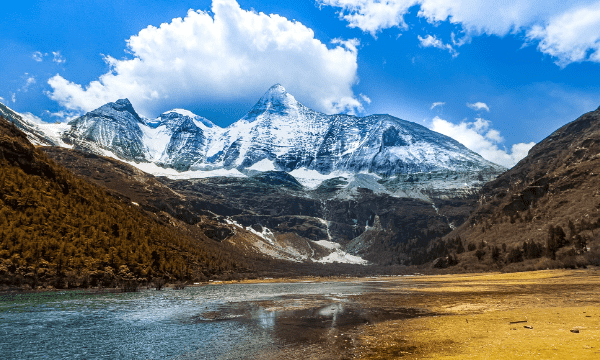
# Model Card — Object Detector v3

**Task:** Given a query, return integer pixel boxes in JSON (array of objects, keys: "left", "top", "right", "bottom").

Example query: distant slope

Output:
[
  {"left": 444, "top": 106, "right": 600, "bottom": 270},
  {"left": 0, "top": 116, "right": 246, "bottom": 289}
]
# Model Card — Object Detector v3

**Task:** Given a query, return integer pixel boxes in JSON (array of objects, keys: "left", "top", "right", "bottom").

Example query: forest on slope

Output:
[{"left": 0, "top": 116, "right": 246, "bottom": 289}]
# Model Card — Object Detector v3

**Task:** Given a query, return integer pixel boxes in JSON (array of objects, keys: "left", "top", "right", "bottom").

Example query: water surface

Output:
[{"left": 1, "top": 281, "right": 398, "bottom": 359}]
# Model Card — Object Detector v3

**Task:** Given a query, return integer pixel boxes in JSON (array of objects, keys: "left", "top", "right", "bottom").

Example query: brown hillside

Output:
[
  {"left": 0, "top": 116, "right": 247, "bottom": 289},
  {"left": 446, "top": 106, "right": 600, "bottom": 270}
]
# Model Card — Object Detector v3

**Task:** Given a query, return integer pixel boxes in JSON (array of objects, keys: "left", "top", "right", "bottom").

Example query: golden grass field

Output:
[{"left": 355, "top": 269, "right": 600, "bottom": 359}]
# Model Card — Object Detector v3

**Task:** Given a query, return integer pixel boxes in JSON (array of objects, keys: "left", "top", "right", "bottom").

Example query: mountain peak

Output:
[
  {"left": 267, "top": 83, "right": 286, "bottom": 94},
  {"left": 159, "top": 108, "right": 215, "bottom": 128},
  {"left": 242, "top": 84, "right": 300, "bottom": 121},
  {"left": 91, "top": 98, "right": 143, "bottom": 123},
  {"left": 115, "top": 98, "right": 132, "bottom": 106},
  {"left": 163, "top": 108, "right": 197, "bottom": 118},
  {"left": 260, "top": 83, "right": 295, "bottom": 103}
]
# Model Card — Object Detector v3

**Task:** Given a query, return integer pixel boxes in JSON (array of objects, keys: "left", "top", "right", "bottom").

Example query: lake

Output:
[{"left": 0, "top": 280, "right": 414, "bottom": 359}]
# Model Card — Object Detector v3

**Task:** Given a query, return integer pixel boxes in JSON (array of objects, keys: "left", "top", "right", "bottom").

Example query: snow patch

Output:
[
  {"left": 139, "top": 123, "right": 171, "bottom": 160},
  {"left": 35, "top": 122, "right": 72, "bottom": 148},
  {"left": 92, "top": 147, "right": 248, "bottom": 180},
  {"left": 289, "top": 168, "right": 351, "bottom": 189},
  {"left": 315, "top": 249, "right": 368, "bottom": 265},
  {"left": 311, "top": 240, "right": 368, "bottom": 265},
  {"left": 313, "top": 240, "right": 340, "bottom": 250},
  {"left": 247, "top": 159, "right": 277, "bottom": 172},
  {"left": 245, "top": 224, "right": 276, "bottom": 245}
]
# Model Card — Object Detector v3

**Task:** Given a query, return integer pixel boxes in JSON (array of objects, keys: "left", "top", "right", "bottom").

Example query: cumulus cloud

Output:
[
  {"left": 11, "top": 93, "right": 16, "bottom": 103},
  {"left": 52, "top": 51, "right": 65, "bottom": 64},
  {"left": 47, "top": 0, "right": 362, "bottom": 117},
  {"left": 430, "top": 116, "right": 535, "bottom": 168},
  {"left": 527, "top": 2, "right": 600, "bottom": 66},
  {"left": 467, "top": 101, "right": 490, "bottom": 112},
  {"left": 319, "top": 0, "right": 600, "bottom": 66},
  {"left": 430, "top": 101, "right": 445, "bottom": 110},
  {"left": 418, "top": 35, "right": 458, "bottom": 57},
  {"left": 32, "top": 51, "right": 44, "bottom": 62}
]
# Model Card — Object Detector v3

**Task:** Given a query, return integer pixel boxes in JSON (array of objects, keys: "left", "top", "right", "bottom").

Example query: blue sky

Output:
[{"left": 2, "top": 0, "right": 600, "bottom": 167}]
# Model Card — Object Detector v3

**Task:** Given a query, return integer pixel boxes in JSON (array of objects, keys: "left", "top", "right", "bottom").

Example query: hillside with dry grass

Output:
[{"left": 440, "top": 106, "right": 600, "bottom": 271}]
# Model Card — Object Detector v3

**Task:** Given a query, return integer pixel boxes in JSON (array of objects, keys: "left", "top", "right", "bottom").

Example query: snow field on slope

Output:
[
  {"left": 139, "top": 123, "right": 171, "bottom": 161},
  {"left": 35, "top": 122, "right": 73, "bottom": 148},
  {"left": 247, "top": 159, "right": 277, "bottom": 171}
]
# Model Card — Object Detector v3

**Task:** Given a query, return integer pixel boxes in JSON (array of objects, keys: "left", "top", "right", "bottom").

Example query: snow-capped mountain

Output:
[
  {"left": 1, "top": 84, "right": 505, "bottom": 186},
  {"left": 64, "top": 99, "right": 150, "bottom": 162},
  {"left": 144, "top": 109, "right": 218, "bottom": 171},
  {"left": 0, "top": 89, "right": 510, "bottom": 265},
  {"left": 204, "top": 84, "right": 502, "bottom": 176},
  {"left": 204, "top": 84, "right": 330, "bottom": 171}
]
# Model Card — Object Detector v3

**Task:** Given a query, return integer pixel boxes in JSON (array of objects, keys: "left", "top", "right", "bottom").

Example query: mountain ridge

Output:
[{"left": 33, "top": 85, "right": 504, "bottom": 192}]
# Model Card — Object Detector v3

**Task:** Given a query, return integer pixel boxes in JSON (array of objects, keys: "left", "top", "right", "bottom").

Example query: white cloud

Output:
[
  {"left": 418, "top": 35, "right": 458, "bottom": 57},
  {"left": 320, "top": 0, "right": 415, "bottom": 35},
  {"left": 527, "top": 2, "right": 600, "bottom": 67},
  {"left": 360, "top": 93, "right": 371, "bottom": 104},
  {"left": 319, "top": 0, "right": 600, "bottom": 66},
  {"left": 467, "top": 102, "right": 490, "bottom": 112},
  {"left": 471, "top": 117, "right": 490, "bottom": 132},
  {"left": 451, "top": 32, "right": 471, "bottom": 47},
  {"left": 332, "top": 37, "right": 361, "bottom": 52},
  {"left": 11, "top": 93, "right": 16, "bottom": 103},
  {"left": 430, "top": 116, "right": 535, "bottom": 168},
  {"left": 430, "top": 101, "right": 445, "bottom": 110},
  {"left": 0, "top": 96, "right": 4, "bottom": 102},
  {"left": 20, "top": 76, "right": 36, "bottom": 92},
  {"left": 52, "top": 51, "right": 66, "bottom": 64},
  {"left": 32, "top": 51, "right": 44, "bottom": 62},
  {"left": 47, "top": 0, "right": 362, "bottom": 117}
]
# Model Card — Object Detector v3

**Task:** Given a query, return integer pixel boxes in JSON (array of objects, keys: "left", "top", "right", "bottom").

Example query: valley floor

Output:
[{"left": 252, "top": 269, "right": 600, "bottom": 359}]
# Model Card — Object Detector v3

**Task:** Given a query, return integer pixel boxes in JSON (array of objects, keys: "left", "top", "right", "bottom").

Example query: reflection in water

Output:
[
  {"left": 0, "top": 280, "right": 426, "bottom": 360},
  {"left": 257, "top": 307, "right": 276, "bottom": 329}
]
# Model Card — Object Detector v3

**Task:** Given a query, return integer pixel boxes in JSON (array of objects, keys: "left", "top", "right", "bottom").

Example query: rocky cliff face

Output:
[{"left": 150, "top": 110, "right": 217, "bottom": 171}]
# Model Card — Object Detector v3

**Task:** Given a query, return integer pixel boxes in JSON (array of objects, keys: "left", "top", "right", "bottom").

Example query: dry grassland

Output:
[{"left": 356, "top": 269, "right": 600, "bottom": 359}]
